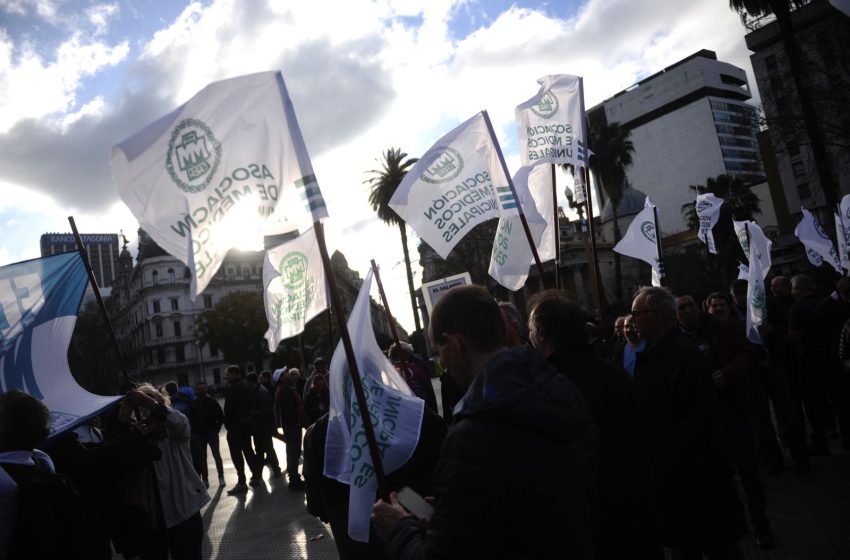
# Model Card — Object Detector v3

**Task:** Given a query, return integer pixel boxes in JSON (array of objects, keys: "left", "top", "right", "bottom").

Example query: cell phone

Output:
[{"left": 396, "top": 486, "right": 434, "bottom": 520}]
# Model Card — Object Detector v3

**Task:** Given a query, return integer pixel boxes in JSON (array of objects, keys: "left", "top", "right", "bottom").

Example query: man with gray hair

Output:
[
  {"left": 498, "top": 301, "right": 526, "bottom": 348},
  {"left": 631, "top": 286, "right": 745, "bottom": 559}
]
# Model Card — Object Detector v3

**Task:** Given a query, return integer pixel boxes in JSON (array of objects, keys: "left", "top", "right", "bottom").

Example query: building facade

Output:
[
  {"left": 40, "top": 233, "right": 120, "bottom": 288},
  {"left": 588, "top": 50, "right": 765, "bottom": 236}
]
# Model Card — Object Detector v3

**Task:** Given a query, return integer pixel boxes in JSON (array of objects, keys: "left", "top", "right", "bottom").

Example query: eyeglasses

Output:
[{"left": 630, "top": 308, "right": 657, "bottom": 317}]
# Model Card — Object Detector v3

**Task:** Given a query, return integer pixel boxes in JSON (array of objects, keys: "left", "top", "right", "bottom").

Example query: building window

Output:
[
  {"left": 204, "top": 295, "right": 213, "bottom": 309},
  {"left": 152, "top": 300, "right": 161, "bottom": 314},
  {"left": 173, "top": 321, "right": 182, "bottom": 337},
  {"left": 792, "top": 160, "right": 806, "bottom": 178},
  {"left": 769, "top": 75, "right": 783, "bottom": 92},
  {"left": 170, "top": 298, "right": 179, "bottom": 311},
  {"left": 209, "top": 342, "right": 219, "bottom": 356},
  {"left": 155, "top": 322, "right": 163, "bottom": 337},
  {"left": 765, "top": 54, "right": 778, "bottom": 73},
  {"left": 152, "top": 270, "right": 159, "bottom": 284},
  {"left": 157, "top": 348, "right": 166, "bottom": 364},
  {"left": 797, "top": 182, "right": 811, "bottom": 200},
  {"left": 788, "top": 143, "right": 800, "bottom": 156},
  {"left": 242, "top": 266, "right": 250, "bottom": 277},
  {"left": 175, "top": 344, "right": 185, "bottom": 362},
  {"left": 213, "top": 368, "right": 221, "bottom": 384},
  {"left": 168, "top": 269, "right": 175, "bottom": 283}
]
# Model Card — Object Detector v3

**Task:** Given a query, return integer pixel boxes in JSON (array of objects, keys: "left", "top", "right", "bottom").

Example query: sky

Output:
[{"left": 0, "top": 0, "right": 758, "bottom": 333}]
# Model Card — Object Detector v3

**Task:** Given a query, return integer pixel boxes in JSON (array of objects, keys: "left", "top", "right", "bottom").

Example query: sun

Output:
[{"left": 210, "top": 196, "right": 265, "bottom": 253}]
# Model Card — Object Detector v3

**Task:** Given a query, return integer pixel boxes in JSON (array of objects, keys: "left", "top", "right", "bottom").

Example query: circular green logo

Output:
[
  {"left": 530, "top": 91, "right": 559, "bottom": 119},
  {"left": 279, "top": 251, "right": 308, "bottom": 290},
  {"left": 166, "top": 118, "right": 222, "bottom": 193},
  {"left": 420, "top": 146, "right": 463, "bottom": 184},
  {"left": 640, "top": 221, "right": 656, "bottom": 242}
]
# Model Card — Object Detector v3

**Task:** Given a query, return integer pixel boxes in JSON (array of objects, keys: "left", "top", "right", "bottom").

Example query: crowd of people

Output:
[{"left": 1, "top": 271, "right": 848, "bottom": 559}]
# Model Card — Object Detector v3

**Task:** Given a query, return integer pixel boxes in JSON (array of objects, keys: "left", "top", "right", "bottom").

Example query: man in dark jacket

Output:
[
  {"left": 372, "top": 285, "right": 598, "bottom": 559},
  {"left": 631, "top": 287, "right": 746, "bottom": 559},
  {"left": 190, "top": 382, "right": 224, "bottom": 487},
  {"left": 274, "top": 367, "right": 306, "bottom": 490},
  {"left": 223, "top": 365, "right": 261, "bottom": 495}
]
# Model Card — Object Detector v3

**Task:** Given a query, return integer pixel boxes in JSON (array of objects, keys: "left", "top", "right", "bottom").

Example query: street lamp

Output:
[{"left": 195, "top": 340, "right": 206, "bottom": 384}]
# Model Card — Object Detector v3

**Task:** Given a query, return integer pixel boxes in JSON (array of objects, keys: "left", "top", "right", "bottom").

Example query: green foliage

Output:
[
  {"left": 588, "top": 122, "right": 635, "bottom": 209},
  {"left": 68, "top": 300, "right": 121, "bottom": 395},
  {"left": 196, "top": 291, "right": 268, "bottom": 370}
]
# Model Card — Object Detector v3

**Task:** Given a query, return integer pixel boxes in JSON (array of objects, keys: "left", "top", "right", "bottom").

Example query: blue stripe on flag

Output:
[{"left": 501, "top": 202, "right": 518, "bottom": 210}]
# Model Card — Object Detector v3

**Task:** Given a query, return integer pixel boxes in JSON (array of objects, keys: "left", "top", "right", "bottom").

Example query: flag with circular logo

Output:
[
  {"left": 695, "top": 193, "right": 723, "bottom": 254},
  {"left": 614, "top": 197, "right": 663, "bottom": 282},
  {"left": 733, "top": 220, "right": 772, "bottom": 279},
  {"left": 111, "top": 71, "right": 328, "bottom": 300},
  {"left": 263, "top": 227, "right": 327, "bottom": 351},
  {"left": 516, "top": 74, "right": 588, "bottom": 168},
  {"left": 795, "top": 208, "right": 841, "bottom": 272}
]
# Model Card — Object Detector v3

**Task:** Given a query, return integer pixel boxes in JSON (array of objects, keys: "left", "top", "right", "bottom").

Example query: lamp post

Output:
[{"left": 196, "top": 340, "right": 206, "bottom": 385}]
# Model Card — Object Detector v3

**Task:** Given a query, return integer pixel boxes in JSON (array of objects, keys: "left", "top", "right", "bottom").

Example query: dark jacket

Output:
[
  {"left": 274, "top": 381, "right": 304, "bottom": 429},
  {"left": 387, "top": 345, "right": 598, "bottom": 560},
  {"left": 548, "top": 347, "right": 660, "bottom": 560},
  {"left": 634, "top": 328, "right": 746, "bottom": 551},
  {"left": 223, "top": 378, "right": 254, "bottom": 432},
  {"left": 190, "top": 395, "right": 224, "bottom": 435}
]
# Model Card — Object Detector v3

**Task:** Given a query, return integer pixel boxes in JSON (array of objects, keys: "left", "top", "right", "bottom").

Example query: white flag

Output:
[
  {"left": 263, "top": 228, "right": 327, "bottom": 351},
  {"left": 112, "top": 71, "right": 328, "bottom": 299},
  {"left": 614, "top": 197, "right": 662, "bottom": 279},
  {"left": 389, "top": 112, "right": 517, "bottom": 259},
  {"left": 746, "top": 241, "right": 767, "bottom": 345},
  {"left": 795, "top": 208, "right": 841, "bottom": 272},
  {"left": 488, "top": 165, "right": 552, "bottom": 290},
  {"left": 695, "top": 193, "right": 723, "bottom": 254},
  {"left": 738, "top": 262, "right": 749, "bottom": 280},
  {"left": 324, "top": 270, "right": 424, "bottom": 542},
  {"left": 516, "top": 74, "right": 588, "bottom": 168},
  {"left": 733, "top": 220, "right": 772, "bottom": 279},
  {"left": 836, "top": 194, "right": 850, "bottom": 271}
]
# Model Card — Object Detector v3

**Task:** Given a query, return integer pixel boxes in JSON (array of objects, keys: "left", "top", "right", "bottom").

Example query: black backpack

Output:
[{"left": 2, "top": 454, "right": 87, "bottom": 560}]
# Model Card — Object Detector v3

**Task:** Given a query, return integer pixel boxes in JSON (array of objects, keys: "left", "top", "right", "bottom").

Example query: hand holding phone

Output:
[{"left": 395, "top": 486, "right": 434, "bottom": 520}]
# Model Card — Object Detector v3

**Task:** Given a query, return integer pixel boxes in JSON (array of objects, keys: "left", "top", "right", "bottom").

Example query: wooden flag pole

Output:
[
  {"left": 551, "top": 164, "right": 562, "bottom": 290},
  {"left": 314, "top": 221, "right": 389, "bottom": 499},
  {"left": 580, "top": 168, "right": 608, "bottom": 340},
  {"left": 370, "top": 259, "right": 401, "bottom": 350},
  {"left": 481, "top": 110, "right": 549, "bottom": 288},
  {"left": 652, "top": 205, "right": 667, "bottom": 287},
  {"left": 68, "top": 217, "right": 130, "bottom": 385}
]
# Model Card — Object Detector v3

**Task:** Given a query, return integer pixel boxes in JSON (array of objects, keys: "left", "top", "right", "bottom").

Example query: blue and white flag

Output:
[
  {"left": 695, "top": 193, "right": 723, "bottom": 254},
  {"left": 324, "top": 270, "right": 424, "bottom": 542},
  {"left": 112, "top": 71, "right": 328, "bottom": 300},
  {"left": 836, "top": 194, "right": 850, "bottom": 271},
  {"left": 0, "top": 253, "right": 122, "bottom": 437},
  {"left": 746, "top": 242, "right": 767, "bottom": 345},
  {"left": 389, "top": 111, "right": 516, "bottom": 259},
  {"left": 796, "top": 208, "right": 841, "bottom": 272},
  {"left": 614, "top": 197, "right": 663, "bottom": 284},
  {"left": 733, "top": 220, "right": 772, "bottom": 279}
]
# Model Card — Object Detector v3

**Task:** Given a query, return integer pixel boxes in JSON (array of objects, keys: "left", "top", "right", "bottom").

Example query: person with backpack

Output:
[{"left": 0, "top": 390, "right": 87, "bottom": 560}]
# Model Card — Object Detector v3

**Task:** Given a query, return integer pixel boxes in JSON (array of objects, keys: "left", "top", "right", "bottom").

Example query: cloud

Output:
[{"left": 86, "top": 2, "right": 120, "bottom": 36}]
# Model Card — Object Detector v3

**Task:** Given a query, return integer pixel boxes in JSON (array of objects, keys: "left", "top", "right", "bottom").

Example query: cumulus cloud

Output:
[{"left": 86, "top": 2, "right": 120, "bottom": 36}]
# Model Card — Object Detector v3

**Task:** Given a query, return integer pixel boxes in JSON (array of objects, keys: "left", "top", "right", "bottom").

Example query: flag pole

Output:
[
  {"left": 481, "top": 110, "right": 549, "bottom": 288},
  {"left": 581, "top": 167, "right": 609, "bottom": 339},
  {"left": 68, "top": 217, "right": 130, "bottom": 385},
  {"left": 652, "top": 205, "right": 667, "bottom": 287},
  {"left": 551, "top": 164, "right": 562, "bottom": 290},
  {"left": 314, "top": 220, "right": 389, "bottom": 499},
  {"left": 370, "top": 259, "right": 401, "bottom": 350}
]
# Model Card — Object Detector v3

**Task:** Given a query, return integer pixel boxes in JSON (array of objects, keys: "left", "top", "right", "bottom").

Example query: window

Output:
[
  {"left": 769, "top": 75, "right": 783, "bottom": 93},
  {"left": 173, "top": 321, "right": 182, "bottom": 337},
  {"left": 209, "top": 342, "right": 219, "bottom": 356},
  {"left": 788, "top": 143, "right": 800, "bottom": 156},
  {"left": 152, "top": 300, "right": 161, "bottom": 314},
  {"left": 175, "top": 344, "right": 185, "bottom": 362},
  {"left": 204, "top": 295, "right": 213, "bottom": 309},
  {"left": 168, "top": 268, "right": 175, "bottom": 283},
  {"left": 719, "top": 136, "right": 754, "bottom": 148},
  {"left": 170, "top": 298, "right": 179, "bottom": 311},
  {"left": 152, "top": 270, "right": 159, "bottom": 284},
  {"left": 765, "top": 54, "right": 778, "bottom": 73},
  {"left": 242, "top": 266, "right": 250, "bottom": 277},
  {"left": 213, "top": 368, "right": 221, "bottom": 384},
  {"left": 156, "top": 348, "right": 166, "bottom": 364},
  {"left": 155, "top": 322, "right": 163, "bottom": 337},
  {"left": 792, "top": 161, "right": 806, "bottom": 178},
  {"left": 797, "top": 182, "right": 811, "bottom": 200}
]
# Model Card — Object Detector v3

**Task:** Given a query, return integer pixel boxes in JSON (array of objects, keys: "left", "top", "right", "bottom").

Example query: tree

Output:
[
  {"left": 588, "top": 122, "right": 635, "bottom": 306},
  {"left": 196, "top": 291, "right": 268, "bottom": 371},
  {"left": 68, "top": 300, "right": 121, "bottom": 395},
  {"left": 730, "top": 0, "right": 838, "bottom": 210},
  {"left": 681, "top": 174, "right": 763, "bottom": 286},
  {"left": 366, "top": 148, "right": 422, "bottom": 344}
]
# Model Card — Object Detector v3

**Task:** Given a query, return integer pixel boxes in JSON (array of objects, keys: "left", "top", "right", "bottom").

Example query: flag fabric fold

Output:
[
  {"left": 745, "top": 240, "right": 767, "bottom": 345},
  {"left": 488, "top": 165, "right": 552, "bottom": 290},
  {"left": 263, "top": 228, "right": 327, "bottom": 351},
  {"left": 695, "top": 193, "right": 723, "bottom": 254},
  {"left": 795, "top": 208, "right": 841, "bottom": 272},
  {"left": 112, "top": 71, "right": 328, "bottom": 299},
  {"left": 0, "top": 253, "right": 122, "bottom": 436},
  {"left": 836, "top": 194, "right": 850, "bottom": 271},
  {"left": 733, "top": 220, "right": 772, "bottom": 279},
  {"left": 388, "top": 112, "right": 516, "bottom": 259},
  {"left": 324, "top": 270, "right": 424, "bottom": 542},
  {"left": 614, "top": 197, "right": 662, "bottom": 281},
  {"left": 516, "top": 74, "right": 588, "bottom": 168},
  {"left": 738, "top": 262, "right": 749, "bottom": 280}
]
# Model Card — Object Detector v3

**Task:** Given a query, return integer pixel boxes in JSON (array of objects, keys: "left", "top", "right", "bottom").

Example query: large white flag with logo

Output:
[
  {"left": 263, "top": 228, "right": 327, "bottom": 351},
  {"left": 324, "top": 270, "right": 424, "bottom": 542},
  {"left": 835, "top": 195, "right": 850, "bottom": 271},
  {"left": 614, "top": 197, "right": 662, "bottom": 281},
  {"left": 733, "top": 220, "right": 772, "bottom": 279},
  {"left": 516, "top": 74, "right": 589, "bottom": 168},
  {"left": 746, "top": 241, "right": 767, "bottom": 345},
  {"left": 112, "top": 71, "right": 328, "bottom": 299},
  {"left": 488, "top": 165, "right": 552, "bottom": 290},
  {"left": 795, "top": 208, "right": 841, "bottom": 272},
  {"left": 389, "top": 112, "right": 517, "bottom": 259},
  {"left": 695, "top": 193, "right": 723, "bottom": 254}
]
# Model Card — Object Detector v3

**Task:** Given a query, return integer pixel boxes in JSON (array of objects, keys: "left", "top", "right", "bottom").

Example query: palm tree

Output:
[
  {"left": 589, "top": 122, "right": 635, "bottom": 306},
  {"left": 366, "top": 148, "right": 422, "bottom": 343},
  {"left": 729, "top": 0, "right": 836, "bottom": 210}
]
